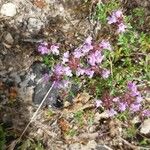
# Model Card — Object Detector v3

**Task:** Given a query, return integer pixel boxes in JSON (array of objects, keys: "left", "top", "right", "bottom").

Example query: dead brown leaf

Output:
[
  {"left": 58, "top": 118, "right": 70, "bottom": 133},
  {"left": 33, "top": 0, "right": 46, "bottom": 9},
  {"left": 0, "top": 81, "right": 5, "bottom": 90},
  {"left": 9, "top": 86, "right": 18, "bottom": 100},
  {"left": 74, "top": 92, "right": 91, "bottom": 104}
]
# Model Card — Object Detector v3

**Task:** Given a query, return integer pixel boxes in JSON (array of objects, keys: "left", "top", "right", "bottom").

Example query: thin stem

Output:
[{"left": 18, "top": 81, "right": 55, "bottom": 141}]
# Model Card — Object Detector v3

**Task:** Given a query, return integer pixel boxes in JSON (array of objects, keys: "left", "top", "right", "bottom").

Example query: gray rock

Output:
[
  {"left": 140, "top": 118, "right": 150, "bottom": 135},
  {"left": 26, "top": 62, "right": 61, "bottom": 107},
  {"left": 28, "top": 62, "right": 79, "bottom": 108},
  {"left": 27, "top": 18, "right": 44, "bottom": 32},
  {"left": 10, "top": 72, "right": 21, "bottom": 84}
]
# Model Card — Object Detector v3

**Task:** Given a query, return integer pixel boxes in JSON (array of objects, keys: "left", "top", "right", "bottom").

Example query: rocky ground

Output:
[{"left": 0, "top": 0, "right": 150, "bottom": 150}]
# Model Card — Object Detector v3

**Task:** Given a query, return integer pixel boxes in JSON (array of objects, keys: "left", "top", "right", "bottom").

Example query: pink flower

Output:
[
  {"left": 107, "top": 108, "right": 117, "bottom": 117},
  {"left": 107, "top": 10, "right": 123, "bottom": 24},
  {"left": 53, "top": 64, "right": 64, "bottom": 76},
  {"left": 38, "top": 42, "right": 49, "bottom": 54},
  {"left": 108, "top": 15, "right": 117, "bottom": 24},
  {"left": 102, "top": 69, "right": 110, "bottom": 79},
  {"left": 117, "top": 23, "right": 127, "bottom": 33},
  {"left": 142, "top": 109, "right": 150, "bottom": 117},
  {"left": 88, "top": 53, "right": 96, "bottom": 66},
  {"left": 73, "top": 48, "right": 83, "bottom": 58},
  {"left": 118, "top": 102, "right": 127, "bottom": 112},
  {"left": 54, "top": 81, "right": 62, "bottom": 88},
  {"left": 62, "top": 51, "right": 69, "bottom": 64},
  {"left": 130, "top": 103, "right": 141, "bottom": 112},
  {"left": 82, "top": 44, "right": 93, "bottom": 54},
  {"left": 127, "top": 81, "right": 140, "bottom": 97},
  {"left": 85, "top": 69, "right": 94, "bottom": 78},
  {"left": 63, "top": 66, "right": 73, "bottom": 77},
  {"left": 99, "top": 40, "right": 112, "bottom": 51},
  {"left": 136, "top": 95, "right": 143, "bottom": 103},
  {"left": 114, "top": 10, "right": 123, "bottom": 18},
  {"left": 81, "top": 36, "right": 93, "bottom": 54},
  {"left": 94, "top": 50, "right": 104, "bottom": 64},
  {"left": 76, "top": 67, "right": 85, "bottom": 76},
  {"left": 95, "top": 99, "right": 102, "bottom": 108},
  {"left": 50, "top": 45, "right": 59, "bottom": 55},
  {"left": 88, "top": 51, "right": 104, "bottom": 66},
  {"left": 85, "top": 36, "right": 92, "bottom": 44}
]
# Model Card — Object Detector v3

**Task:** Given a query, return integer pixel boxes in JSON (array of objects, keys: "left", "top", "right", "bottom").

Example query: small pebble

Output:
[
  {"left": 5, "top": 33, "right": 14, "bottom": 45},
  {"left": 27, "top": 17, "right": 44, "bottom": 32}
]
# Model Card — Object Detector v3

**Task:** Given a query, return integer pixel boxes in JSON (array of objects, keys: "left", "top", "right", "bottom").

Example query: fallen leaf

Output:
[
  {"left": 58, "top": 118, "right": 70, "bottom": 133},
  {"left": 74, "top": 92, "right": 91, "bottom": 104},
  {"left": 0, "top": 81, "right": 5, "bottom": 90},
  {"left": 33, "top": 0, "right": 46, "bottom": 9},
  {"left": 9, "top": 87, "right": 17, "bottom": 99}
]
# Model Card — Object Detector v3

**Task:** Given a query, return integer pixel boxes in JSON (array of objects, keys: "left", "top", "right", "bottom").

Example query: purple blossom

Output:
[
  {"left": 107, "top": 10, "right": 123, "bottom": 24},
  {"left": 85, "top": 69, "right": 94, "bottom": 78},
  {"left": 85, "top": 36, "right": 92, "bottom": 44},
  {"left": 107, "top": 108, "right": 117, "bottom": 117},
  {"left": 50, "top": 45, "right": 59, "bottom": 55},
  {"left": 81, "top": 36, "right": 93, "bottom": 54},
  {"left": 118, "top": 102, "right": 127, "bottom": 112},
  {"left": 142, "top": 109, "right": 150, "bottom": 117},
  {"left": 108, "top": 10, "right": 127, "bottom": 34},
  {"left": 95, "top": 99, "right": 102, "bottom": 108},
  {"left": 101, "top": 69, "right": 110, "bottom": 79},
  {"left": 62, "top": 51, "right": 69, "bottom": 64},
  {"left": 117, "top": 23, "right": 127, "bottom": 33},
  {"left": 99, "top": 40, "right": 112, "bottom": 51},
  {"left": 76, "top": 67, "right": 85, "bottom": 76},
  {"left": 73, "top": 48, "right": 83, "bottom": 58},
  {"left": 114, "top": 10, "right": 123, "bottom": 18},
  {"left": 53, "top": 80, "right": 62, "bottom": 88},
  {"left": 88, "top": 51, "right": 104, "bottom": 66},
  {"left": 108, "top": 15, "right": 117, "bottom": 24},
  {"left": 53, "top": 64, "right": 64, "bottom": 76},
  {"left": 127, "top": 81, "right": 140, "bottom": 97},
  {"left": 130, "top": 103, "right": 141, "bottom": 112},
  {"left": 136, "top": 95, "right": 143, "bottom": 103},
  {"left": 81, "top": 44, "right": 93, "bottom": 54},
  {"left": 38, "top": 42, "right": 49, "bottom": 54},
  {"left": 63, "top": 66, "right": 73, "bottom": 77},
  {"left": 53, "top": 65, "right": 72, "bottom": 78}
]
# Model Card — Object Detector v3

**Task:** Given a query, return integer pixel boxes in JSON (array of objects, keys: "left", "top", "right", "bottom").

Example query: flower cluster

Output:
[
  {"left": 38, "top": 42, "right": 59, "bottom": 55},
  {"left": 38, "top": 37, "right": 112, "bottom": 88},
  {"left": 38, "top": 37, "right": 112, "bottom": 85},
  {"left": 95, "top": 81, "right": 150, "bottom": 117},
  {"left": 108, "top": 10, "right": 127, "bottom": 33}
]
